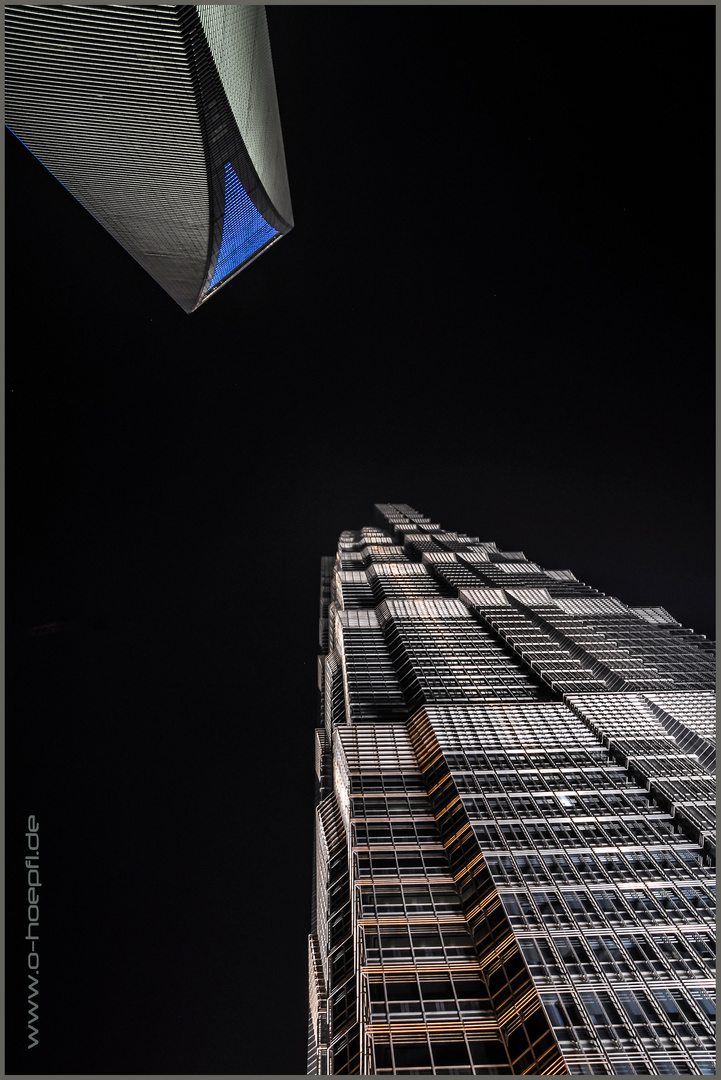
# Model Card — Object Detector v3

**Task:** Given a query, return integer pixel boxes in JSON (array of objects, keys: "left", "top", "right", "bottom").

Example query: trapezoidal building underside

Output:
[
  {"left": 5, "top": 4, "right": 293, "bottom": 312},
  {"left": 309, "top": 504, "right": 716, "bottom": 1075}
]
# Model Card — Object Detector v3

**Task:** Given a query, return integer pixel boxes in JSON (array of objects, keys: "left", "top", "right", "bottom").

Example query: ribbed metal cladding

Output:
[
  {"left": 6, "top": 4, "right": 210, "bottom": 312},
  {"left": 5, "top": 4, "right": 293, "bottom": 313},
  {"left": 197, "top": 5, "right": 293, "bottom": 228}
]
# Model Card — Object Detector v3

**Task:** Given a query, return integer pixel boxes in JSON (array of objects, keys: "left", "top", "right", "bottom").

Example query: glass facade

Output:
[
  {"left": 5, "top": 4, "right": 292, "bottom": 312},
  {"left": 309, "top": 505, "right": 715, "bottom": 1075},
  {"left": 207, "top": 162, "right": 278, "bottom": 288}
]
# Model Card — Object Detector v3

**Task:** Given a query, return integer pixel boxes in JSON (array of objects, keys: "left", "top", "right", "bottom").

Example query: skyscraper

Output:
[
  {"left": 309, "top": 505, "right": 715, "bottom": 1075},
  {"left": 5, "top": 4, "right": 292, "bottom": 312}
]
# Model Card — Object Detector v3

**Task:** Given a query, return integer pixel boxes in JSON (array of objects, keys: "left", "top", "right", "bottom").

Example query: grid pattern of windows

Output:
[
  {"left": 378, "top": 601, "right": 545, "bottom": 706},
  {"left": 323, "top": 649, "right": 347, "bottom": 740},
  {"left": 336, "top": 571, "right": 377, "bottom": 610},
  {"left": 369, "top": 564, "right": 452, "bottom": 604},
  {"left": 632, "top": 607, "right": 681, "bottom": 627},
  {"left": 334, "top": 611, "right": 407, "bottom": 724},
  {"left": 333, "top": 724, "right": 511, "bottom": 1075},
  {"left": 645, "top": 692, "right": 716, "bottom": 771},
  {"left": 310, "top": 504, "right": 716, "bottom": 1075},
  {"left": 567, "top": 693, "right": 716, "bottom": 854},
  {"left": 319, "top": 555, "right": 335, "bottom": 648},
  {"left": 645, "top": 692, "right": 716, "bottom": 742},
  {"left": 541, "top": 608, "right": 714, "bottom": 692},
  {"left": 408, "top": 703, "right": 715, "bottom": 1076},
  {"left": 426, "top": 557, "right": 493, "bottom": 592},
  {"left": 458, "top": 588, "right": 714, "bottom": 698},
  {"left": 454, "top": 561, "right": 555, "bottom": 591},
  {"left": 456, "top": 577, "right": 712, "bottom": 698},
  {"left": 459, "top": 595, "right": 613, "bottom": 695}
]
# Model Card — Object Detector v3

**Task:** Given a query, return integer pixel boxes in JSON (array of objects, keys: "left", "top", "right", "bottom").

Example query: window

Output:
[
  {"left": 651, "top": 987, "right": 698, "bottom": 1025},
  {"left": 690, "top": 988, "right": 715, "bottom": 1021},
  {"left": 541, "top": 992, "right": 586, "bottom": 1029},
  {"left": 580, "top": 990, "right": 623, "bottom": 1026}
]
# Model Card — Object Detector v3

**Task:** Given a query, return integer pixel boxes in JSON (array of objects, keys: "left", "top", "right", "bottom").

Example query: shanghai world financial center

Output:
[
  {"left": 5, "top": 4, "right": 293, "bottom": 313},
  {"left": 309, "top": 504, "right": 715, "bottom": 1075}
]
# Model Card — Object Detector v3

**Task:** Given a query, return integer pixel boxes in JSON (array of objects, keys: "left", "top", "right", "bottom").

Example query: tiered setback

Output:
[{"left": 309, "top": 505, "right": 715, "bottom": 1075}]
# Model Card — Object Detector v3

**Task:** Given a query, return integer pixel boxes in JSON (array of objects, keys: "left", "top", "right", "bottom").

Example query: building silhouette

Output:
[
  {"left": 309, "top": 504, "right": 715, "bottom": 1075},
  {"left": 5, "top": 4, "right": 292, "bottom": 312}
]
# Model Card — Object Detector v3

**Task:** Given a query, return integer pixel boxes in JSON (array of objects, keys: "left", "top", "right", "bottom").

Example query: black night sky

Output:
[{"left": 6, "top": 6, "right": 714, "bottom": 1076}]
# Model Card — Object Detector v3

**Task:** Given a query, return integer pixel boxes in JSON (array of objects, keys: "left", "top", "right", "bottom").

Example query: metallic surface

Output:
[
  {"left": 5, "top": 4, "right": 292, "bottom": 312},
  {"left": 309, "top": 504, "right": 715, "bottom": 1074}
]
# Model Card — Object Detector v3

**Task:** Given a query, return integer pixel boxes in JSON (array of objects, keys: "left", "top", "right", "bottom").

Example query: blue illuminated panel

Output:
[{"left": 208, "top": 162, "right": 278, "bottom": 288}]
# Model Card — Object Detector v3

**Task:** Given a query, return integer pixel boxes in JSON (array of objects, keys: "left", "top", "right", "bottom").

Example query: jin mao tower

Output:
[
  {"left": 5, "top": 4, "right": 293, "bottom": 312},
  {"left": 309, "top": 504, "right": 715, "bottom": 1075}
]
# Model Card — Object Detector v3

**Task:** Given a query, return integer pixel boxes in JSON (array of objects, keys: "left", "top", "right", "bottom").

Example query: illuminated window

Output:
[{"left": 208, "top": 162, "right": 278, "bottom": 288}]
